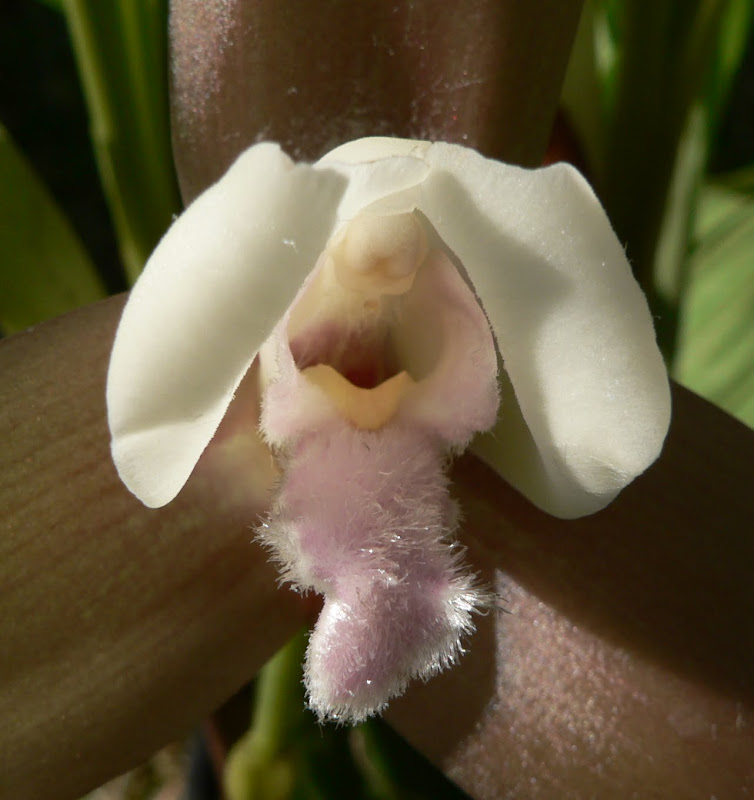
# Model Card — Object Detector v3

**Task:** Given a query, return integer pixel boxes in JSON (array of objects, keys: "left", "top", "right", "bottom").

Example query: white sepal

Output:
[
  {"left": 107, "top": 144, "right": 347, "bottom": 507},
  {"left": 325, "top": 138, "right": 671, "bottom": 517}
]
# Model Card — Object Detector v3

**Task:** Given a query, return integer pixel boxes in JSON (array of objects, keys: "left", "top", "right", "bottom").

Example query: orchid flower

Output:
[{"left": 106, "top": 137, "right": 670, "bottom": 723}]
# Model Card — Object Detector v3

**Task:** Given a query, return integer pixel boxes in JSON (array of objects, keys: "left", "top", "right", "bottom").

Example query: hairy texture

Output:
[
  {"left": 250, "top": 213, "right": 500, "bottom": 721},
  {"left": 258, "top": 422, "right": 483, "bottom": 722}
]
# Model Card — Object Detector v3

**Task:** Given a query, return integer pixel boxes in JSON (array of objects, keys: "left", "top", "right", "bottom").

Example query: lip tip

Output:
[{"left": 302, "top": 365, "right": 414, "bottom": 431}]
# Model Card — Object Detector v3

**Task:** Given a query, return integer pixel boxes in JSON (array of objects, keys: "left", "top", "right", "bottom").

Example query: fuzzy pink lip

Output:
[
  {"left": 255, "top": 217, "right": 501, "bottom": 722},
  {"left": 260, "top": 420, "right": 482, "bottom": 722}
]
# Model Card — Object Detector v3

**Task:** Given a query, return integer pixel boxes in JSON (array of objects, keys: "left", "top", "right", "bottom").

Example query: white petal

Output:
[
  {"left": 321, "top": 137, "right": 431, "bottom": 164},
  {"left": 107, "top": 143, "right": 348, "bottom": 507},
  {"left": 318, "top": 137, "right": 670, "bottom": 516},
  {"left": 321, "top": 154, "right": 429, "bottom": 223},
  {"left": 416, "top": 142, "right": 671, "bottom": 518}
]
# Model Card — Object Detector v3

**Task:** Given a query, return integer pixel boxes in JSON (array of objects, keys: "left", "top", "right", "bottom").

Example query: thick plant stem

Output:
[
  {"left": 169, "top": 0, "right": 584, "bottom": 202},
  {"left": 0, "top": 297, "right": 304, "bottom": 800}
]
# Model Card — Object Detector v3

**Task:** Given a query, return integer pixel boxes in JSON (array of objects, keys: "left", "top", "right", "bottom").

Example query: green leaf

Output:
[
  {"left": 0, "top": 124, "right": 105, "bottom": 334},
  {"left": 703, "top": 0, "right": 753, "bottom": 127},
  {"left": 674, "top": 179, "right": 754, "bottom": 429},
  {"left": 589, "top": 0, "right": 753, "bottom": 362},
  {"left": 561, "top": 0, "right": 610, "bottom": 181},
  {"left": 62, "top": 0, "right": 180, "bottom": 284}
]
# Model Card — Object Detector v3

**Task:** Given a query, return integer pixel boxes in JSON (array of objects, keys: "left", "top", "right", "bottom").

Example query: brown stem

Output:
[
  {"left": 0, "top": 297, "right": 305, "bottom": 800},
  {"left": 390, "top": 385, "right": 754, "bottom": 798},
  {"left": 169, "top": 0, "right": 584, "bottom": 201}
]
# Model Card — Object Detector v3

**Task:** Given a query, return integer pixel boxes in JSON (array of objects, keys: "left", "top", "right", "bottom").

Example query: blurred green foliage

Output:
[
  {"left": 676, "top": 175, "right": 754, "bottom": 426},
  {"left": 0, "top": 123, "right": 105, "bottom": 332},
  {"left": 562, "top": 0, "right": 754, "bottom": 427},
  {"left": 61, "top": 0, "right": 180, "bottom": 282}
]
